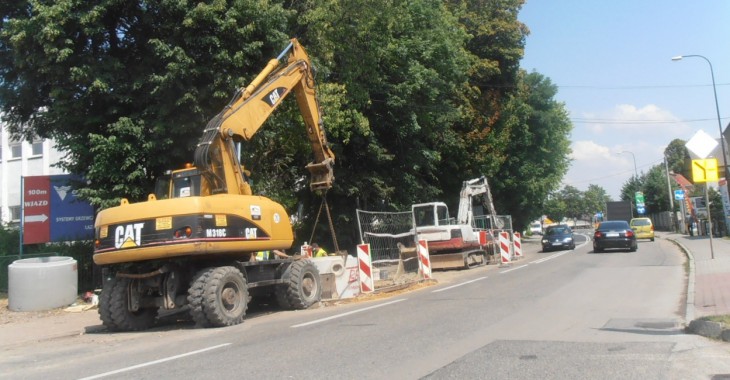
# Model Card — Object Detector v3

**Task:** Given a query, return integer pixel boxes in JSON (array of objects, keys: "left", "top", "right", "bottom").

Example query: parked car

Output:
[
  {"left": 630, "top": 217, "right": 654, "bottom": 241},
  {"left": 593, "top": 220, "right": 637, "bottom": 253},
  {"left": 529, "top": 221, "right": 543, "bottom": 235},
  {"left": 541, "top": 225, "right": 575, "bottom": 252}
]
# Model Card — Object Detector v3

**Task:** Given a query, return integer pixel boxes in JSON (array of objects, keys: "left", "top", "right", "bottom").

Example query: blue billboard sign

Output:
[
  {"left": 49, "top": 175, "right": 95, "bottom": 241},
  {"left": 23, "top": 174, "right": 94, "bottom": 244}
]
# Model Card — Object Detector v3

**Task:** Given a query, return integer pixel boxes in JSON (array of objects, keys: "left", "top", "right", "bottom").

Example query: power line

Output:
[
  {"left": 558, "top": 83, "right": 730, "bottom": 90},
  {"left": 571, "top": 117, "right": 730, "bottom": 125},
  {"left": 565, "top": 158, "right": 664, "bottom": 186}
]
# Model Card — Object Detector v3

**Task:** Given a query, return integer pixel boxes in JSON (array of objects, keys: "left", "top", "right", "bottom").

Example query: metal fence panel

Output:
[{"left": 356, "top": 209, "right": 421, "bottom": 288}]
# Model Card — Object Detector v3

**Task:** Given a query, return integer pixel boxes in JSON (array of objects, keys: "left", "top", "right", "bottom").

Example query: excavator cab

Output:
[{"left": 154, "top": 167, "right": 204, "bottom": 199}]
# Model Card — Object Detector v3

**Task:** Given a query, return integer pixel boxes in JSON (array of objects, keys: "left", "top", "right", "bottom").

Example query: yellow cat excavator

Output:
[{"left": 93, "top": 39, "right": 335, "bottom": 331}]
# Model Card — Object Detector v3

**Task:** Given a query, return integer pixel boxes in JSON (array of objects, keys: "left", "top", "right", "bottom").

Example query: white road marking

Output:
[
  {"left": 532, "top": 250, "right": 572, "bottom": 264},
  {"left": 79, "top": 343, "right": 231, "bottom": 380},
  {"left": 291, "top": 299, "right": 407, "bottom": 328},
  {"left": 431, "top": 277, "right": 488, "bottom": 293},
  {"left": 499, "top": 264, "right": 529, "bottom": 274}
]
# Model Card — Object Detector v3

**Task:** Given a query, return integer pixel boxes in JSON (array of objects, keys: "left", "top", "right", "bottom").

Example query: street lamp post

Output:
[
  {"left": 664, "top": 155, "right": 677, "bottom": 232},
  {"left": 672, "top": 54, "right": 730, "bottom": 204},
  {"left": 617, "top": 150, "right": 638, "bottom": 178}
]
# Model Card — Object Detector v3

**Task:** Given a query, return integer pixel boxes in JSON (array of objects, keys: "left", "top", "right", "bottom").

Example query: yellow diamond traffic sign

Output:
[{"left": 691, "top": 158, "right": 719, "bottom": 183}]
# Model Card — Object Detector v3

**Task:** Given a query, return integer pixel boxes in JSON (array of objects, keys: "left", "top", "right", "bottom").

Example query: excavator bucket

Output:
[
  {"left": 429, "top": 253, "right": 468, "bottom": 270},
  {"left": 306, "top": 158, "right": 334, "bottom": 191}
]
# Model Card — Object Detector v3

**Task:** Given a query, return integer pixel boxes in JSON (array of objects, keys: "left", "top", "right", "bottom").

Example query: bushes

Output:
[{"left": 0, "top": 224, "right": 97, "bottom": 292}]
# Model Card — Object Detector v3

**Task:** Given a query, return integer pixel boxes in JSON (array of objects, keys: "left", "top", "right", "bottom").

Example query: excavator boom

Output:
[{"left": 195, "top": 38, "right": 335, "bottom": 195}]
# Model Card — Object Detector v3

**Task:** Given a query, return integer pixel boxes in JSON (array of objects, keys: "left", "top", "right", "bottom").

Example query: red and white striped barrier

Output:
[
  {"left": 301, "top": 244, "right": 313, "bottom": 258},
  {"left": 357, "top": 244, "right": 374, "bottom": 293},
  {"left": 513, "top": 232, "right": 522, "bottom": 258},
  {"left": 479, "top": 230, "right": 488, "bottom": 246},
  {"left": 499, "top": 231, "right": 511, "bottom": 265},
  {"left": 417, "top": 239, "right": 432, "bottom": 280}
]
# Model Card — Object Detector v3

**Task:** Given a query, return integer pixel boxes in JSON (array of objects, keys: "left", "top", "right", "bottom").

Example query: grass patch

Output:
[{"left": 702, "top": 315, "right": 730, "bottom": 325}]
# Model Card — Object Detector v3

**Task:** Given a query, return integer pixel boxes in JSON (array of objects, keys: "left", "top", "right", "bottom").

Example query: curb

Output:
[
  {"left": 666, "top": 234, "right": 730, "bottom": 342},
  {"left": 665, "top": 236, "right": 695, "bottom": 322}
]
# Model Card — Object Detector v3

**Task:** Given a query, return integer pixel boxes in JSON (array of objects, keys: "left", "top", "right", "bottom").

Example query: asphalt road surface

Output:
[{"left": 3, "top": 233, "right": 730, "bottom": 379}]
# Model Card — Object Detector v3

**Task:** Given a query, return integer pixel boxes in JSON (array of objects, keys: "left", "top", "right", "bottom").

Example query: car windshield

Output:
[
  {"left": 599, "top": 221, "right": 629, "bottom": 231},
  {"left": 631, "top": 219, "right": 651, "bottom": 226},
  {"left": 546, "top": 227, "right": 569, "bottom": 235}
]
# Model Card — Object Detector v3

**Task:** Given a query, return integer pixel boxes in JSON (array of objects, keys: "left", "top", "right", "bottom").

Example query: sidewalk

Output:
[
  {"left": 664, "top": 231, "right": 730, "bottom": 341},
  {"left": 0, "top": 305, "right": 103, "bottom": 349},
  {"left": 664, "top": 232, "right": 730, "bottom": 318}
]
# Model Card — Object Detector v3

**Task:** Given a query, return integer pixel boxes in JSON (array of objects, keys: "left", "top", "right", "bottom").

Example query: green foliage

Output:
[
  {"left": 295, "top": 0, "right": 480, "bottom": 246},
  {"left": 620, "top": 175, "right": 643, "bottom": 203},
  {"left": 490, "top": 71, "right": 572, "bottom": 232},
  {"left": 617, "top": 141, "right": 693, "bottom": 217},
  {"left": 641, "top": 165, "right": 671, "bottom": 214},
  {"left": 0, "top": 0, "right": 292, "bottom": 207},
  {"left": 584, "top": 184, "right": 612, "bottom": 215},
  {"left": 1, "top": 0, "right": 575, "bottom": 250},
  {"left": 543, "top": 194, "right": 567, "bottom": 224},
  {"left": 0, "top": 225, "right": 20, "bottom": 256},
  {"left": 709, "top": 187, "right": 727, "bottom": 236},
  {"left": 664, "top": 139, "right": 692, "bottom": 180},
  {"left": 543, "top": 184, "right": 611, "bottom": 224}
]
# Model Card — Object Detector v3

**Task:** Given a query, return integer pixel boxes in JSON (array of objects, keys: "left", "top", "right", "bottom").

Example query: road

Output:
[{"left": 3, "top": 232, "right": 730, "bottom": 379}]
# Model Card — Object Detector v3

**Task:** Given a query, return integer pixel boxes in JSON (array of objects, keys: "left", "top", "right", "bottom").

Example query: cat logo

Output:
[
  {"left": 263, "top": 87, "right": 287, "bottom": 107},
  {"left": 114, "top": 223, "right": 144, "bottom": 249}
]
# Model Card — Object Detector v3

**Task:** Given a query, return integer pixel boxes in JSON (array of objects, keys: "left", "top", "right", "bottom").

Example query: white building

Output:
[{"left": 1, "top": 123, "right": 67, "bottom": 226}]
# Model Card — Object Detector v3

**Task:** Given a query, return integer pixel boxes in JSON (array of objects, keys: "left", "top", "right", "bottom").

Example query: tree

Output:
[
  {"left": 490, "top": 71, "right": 572, "bottom": 232},
  {"left": 295, "top": 0, "right": 477, "bottom": 247},
  {"left": 540, "top": 184, "right": 610, "bottom": 225},
  {"left": 543, "top": 191, "right": 567, "bottom": 224},
  {"left": 709, "top": 187, "right": 727, "bottom": 236},
  {"left": 1, "top": 1, "right": 573, "bottom": 250},
  {"left": 555, "top": 185, "right": 582, "bottom": 221},
  {"left": 620, "top": 175, "right": 643, "bottom": 204},
  {"left": 0, "top": 1, "right": 294, "bottom": 208},
  {"left": 664, "top": 138, "right": 692, "bottom": 180},
  {"left": 583, "top": 184, "right": 612, "bottom": 218},
  {"left": 641, "top": 165, "right": 670, "bottom": 214}
]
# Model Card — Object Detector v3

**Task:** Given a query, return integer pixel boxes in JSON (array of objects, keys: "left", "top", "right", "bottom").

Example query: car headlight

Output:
[
  {"left": 541, "top": 239, "right": 548, "bottom": 244},
  {"left": 563, "top": 237, "right": 573, "bottom": 243}
]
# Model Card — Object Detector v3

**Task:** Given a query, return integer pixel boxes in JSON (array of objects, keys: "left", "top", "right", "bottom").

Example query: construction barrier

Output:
[
  {"left": 417, "top": 240, "right": 432, "bottom": 280},
  {"left": 301, "top": 244, "right": 313, "bottom": 258},
  {"left": 357, "top": 244, "right": 374, "bottom": 293},
  {"left": 499, "top": 231, "right": 511, "bottom": 265},
  {"left": 479, "top": 230, "right": 488, "bottom": 246},
  {"left": 513, "top": 232, "right": 522, "bottom": 258}
]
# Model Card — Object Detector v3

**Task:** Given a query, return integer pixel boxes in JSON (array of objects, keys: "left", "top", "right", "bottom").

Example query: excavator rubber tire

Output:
[
  {"left": 99, "top": 277, "right": 157, "bottom": 331},
  {"left": 187, "top": 266, "right": 248, "bottom": 328},
  {"left": 275, "top": 259, "right": 321, "bottom": 310}
]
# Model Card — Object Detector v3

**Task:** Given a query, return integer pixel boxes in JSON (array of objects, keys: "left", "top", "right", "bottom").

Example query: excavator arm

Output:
[
  {"left": 456, "top": 176, "right": 498, "bottom": 226},
  {"left": 194, "top": 39, "right": 335, "bottom": 196}
]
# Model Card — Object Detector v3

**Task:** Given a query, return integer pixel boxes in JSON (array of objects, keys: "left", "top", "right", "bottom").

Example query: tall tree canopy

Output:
[
  {"left": 664, "top": 138, "right": 692, "bottom": 180},
  {"left": 1, "top": 0, "right": 573, "bottom": 247},
  {"left": 490, "top": 71, "right": 572, "bottom": 230},
  {"left": 0, "top": 0, "right": 293, "bottom": 207}
]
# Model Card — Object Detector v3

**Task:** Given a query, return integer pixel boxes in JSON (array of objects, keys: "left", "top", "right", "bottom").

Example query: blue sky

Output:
[{"left": 519, "top": 0, "right": 730, "bottom": 199}]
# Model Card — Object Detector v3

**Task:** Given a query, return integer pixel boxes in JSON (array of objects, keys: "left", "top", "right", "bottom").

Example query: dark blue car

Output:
[{"left": 541, "top": 225, "right": 575, "bottom": 252}]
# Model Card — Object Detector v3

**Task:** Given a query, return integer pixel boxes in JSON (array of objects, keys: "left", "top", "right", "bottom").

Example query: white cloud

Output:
[
  {"left": 564, "top": 104, "right": 702, "bottom": 199},
  {"left": 570, "top": 140, "right": 612, "bottom": 161},
  {"left": 580, "top": 104, "right": 689, "bottom": 137}
]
